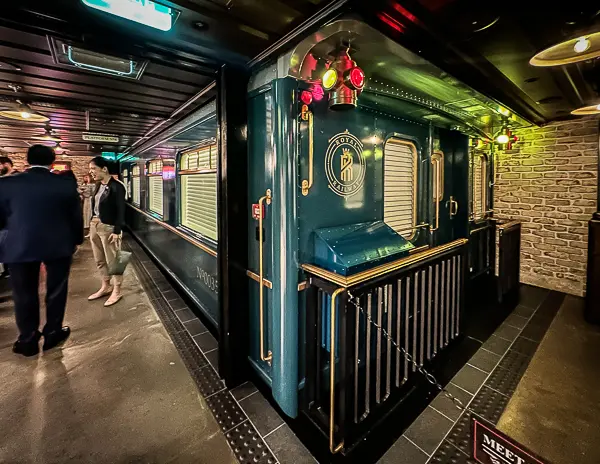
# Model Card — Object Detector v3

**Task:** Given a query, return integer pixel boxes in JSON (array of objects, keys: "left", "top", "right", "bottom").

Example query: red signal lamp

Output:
[
  {"left": 300, "top": 90, "right": 313, "bottom": 105},
  {"left": 346, "top": 67, "right": 365, "bottom": 90}
]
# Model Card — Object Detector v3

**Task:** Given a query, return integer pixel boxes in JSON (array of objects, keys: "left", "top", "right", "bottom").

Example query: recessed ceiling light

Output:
[{"left": 530, "top": 31, "right": 600, "bottom": 66}]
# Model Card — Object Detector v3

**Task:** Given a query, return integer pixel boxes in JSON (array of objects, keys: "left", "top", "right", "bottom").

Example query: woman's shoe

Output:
[
  {"left": 104, "top": 292, "right": 122, "bottom": 307},
  {"left": 88, "top": 287, "right": 112, "bottom": 301}
]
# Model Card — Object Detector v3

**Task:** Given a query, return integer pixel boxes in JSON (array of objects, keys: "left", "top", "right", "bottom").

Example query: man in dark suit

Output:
[{"left": 0, "top": 145, "right": 83, "bottom": 356}]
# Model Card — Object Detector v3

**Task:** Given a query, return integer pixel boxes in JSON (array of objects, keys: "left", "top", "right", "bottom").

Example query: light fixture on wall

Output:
[
  {"left": 530, "top": 31, "right": 600, "bottom": 66},
  {"left": 495, "top": 127, "right": 518, "bottom": 149},
  {"left": 571, "top": 103, "right": 600, "bottom": 115}
]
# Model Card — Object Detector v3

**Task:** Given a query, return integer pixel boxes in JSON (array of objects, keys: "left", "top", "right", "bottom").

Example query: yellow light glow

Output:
[
  {"left": 497, "top": 107, "right": 510, "bottom": 117},
  {"left": 574, "top": 37, "right": 590, "bottom": 54},
  {"left": 497, "top": 134, "right": 509, "bottom": 144},
  {"left": 20, "top": 111, "right": 31, "bottom": 119},
  {"left": 322, "top": 69, "right": 338, "bottom": 90},
  {"left": 597, "top": 104, "right": 600, "bottom": 111}
]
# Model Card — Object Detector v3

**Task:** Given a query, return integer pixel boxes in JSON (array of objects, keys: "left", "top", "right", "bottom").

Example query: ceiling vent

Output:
[{"left": 49, "top": 37, "right": 148, "bottom": 80}]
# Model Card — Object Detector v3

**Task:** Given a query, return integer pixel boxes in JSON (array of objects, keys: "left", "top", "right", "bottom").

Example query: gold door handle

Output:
[
  {"left": 450, "top": 196, "right": 459, "bottom": 217},
  {"left": 301, "top": 107, "right": 313, "bottom": 196},
  {"left": 258, "top": 189, "right": 273, "bottom": 364}
]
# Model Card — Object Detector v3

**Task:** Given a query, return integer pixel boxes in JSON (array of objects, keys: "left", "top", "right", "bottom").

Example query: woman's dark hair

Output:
[
  {"left": 27, "top": 145, "right": 55, "bottom": 166},
  {"left": 0, "top": 156, "right": 13, "bottom": 166},
  {"left": 90, "top": 156, "right": 110, "bottom": 171}
]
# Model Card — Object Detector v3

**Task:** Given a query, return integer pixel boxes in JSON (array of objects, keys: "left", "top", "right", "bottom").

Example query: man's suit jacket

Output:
[{"left": 0, "top": 167, "right": 84, "bottom": 263}]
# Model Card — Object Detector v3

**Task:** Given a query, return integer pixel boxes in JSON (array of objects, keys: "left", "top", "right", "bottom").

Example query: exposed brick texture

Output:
[
  {"left": 5, "top": 153, "right": 93, "bottom": 182},
  {"left": 495, "top": 117, "right": 599, "bottom": 297}
]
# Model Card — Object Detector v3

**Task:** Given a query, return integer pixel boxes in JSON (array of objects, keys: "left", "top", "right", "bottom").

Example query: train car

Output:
[{"left": 121, "top": 15, "right": 527, "bottom": 458}]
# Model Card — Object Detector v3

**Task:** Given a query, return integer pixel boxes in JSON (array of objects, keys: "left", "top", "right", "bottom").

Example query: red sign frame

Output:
[{"left": 471, "top": 414, "right": 551, "bottom": 464}]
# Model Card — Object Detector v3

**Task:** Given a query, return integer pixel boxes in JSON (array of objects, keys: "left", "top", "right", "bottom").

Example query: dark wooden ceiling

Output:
[{"left": 0, "top": 0, "right": 331, "bottom": 157}]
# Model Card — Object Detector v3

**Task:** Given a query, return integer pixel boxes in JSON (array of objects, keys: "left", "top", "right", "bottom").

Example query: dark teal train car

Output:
[{"left": 120, "top": 14, "right": 527, "bottom": 458}]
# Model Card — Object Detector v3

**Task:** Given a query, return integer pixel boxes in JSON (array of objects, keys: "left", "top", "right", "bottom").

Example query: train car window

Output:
[
  {"left": 472, "top": 153, "right": 489, "bottom": 220},
  {"left": 179, "top": 144, "right": 217, "bottom": 241},
  {"left": 147, "top": 160, "right": 164, "bottom": 217},
  {"left": 132, "top": 165, "right": 141, "bottom": 206},
  {"left": 122, "top": 168, "right": 130, "bottom": 200},
  {"left": 384, "top": 137, "right": 418, "bottom": 240}
]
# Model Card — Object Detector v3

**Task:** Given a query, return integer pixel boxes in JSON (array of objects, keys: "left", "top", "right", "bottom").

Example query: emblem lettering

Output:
[{"left": 325, "top": 131, "right": 366, "bottom": 197}]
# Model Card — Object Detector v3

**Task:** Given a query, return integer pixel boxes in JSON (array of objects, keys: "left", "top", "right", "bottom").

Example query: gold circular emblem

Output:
[{"left": 325, "top": 131, "right": 366, "bottom": 197}]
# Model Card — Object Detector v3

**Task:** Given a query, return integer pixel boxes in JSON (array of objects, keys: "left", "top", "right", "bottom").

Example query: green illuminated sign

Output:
[
  {"left": 81, "top": 0, "right": 175, "bottom": 31},
  {"left": 101, "top": 152, "right": 117, "bottom": 160}
]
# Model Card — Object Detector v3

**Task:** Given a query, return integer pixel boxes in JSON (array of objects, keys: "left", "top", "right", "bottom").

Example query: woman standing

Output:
[
  {"left": 88, "top": 156, "right": 126, "bottom": 306},
  {"left": 79, "top": 174, "right": 95, "bottom": 236}
]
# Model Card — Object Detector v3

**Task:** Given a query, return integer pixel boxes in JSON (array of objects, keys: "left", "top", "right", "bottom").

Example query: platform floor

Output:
[
  {"left": 0, "top": 244, "right": 236, "bottom": 464},
  {"left": 497, "top": 294, "right": 600, "bottom": 464}
]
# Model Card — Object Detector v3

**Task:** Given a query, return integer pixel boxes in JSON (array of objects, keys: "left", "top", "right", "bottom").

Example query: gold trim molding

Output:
[
  {"left": 127, "top": 204, "right": 218, "bottom": 257},
  {"left": 246, "top": 270, "right": 273, "bottom": 289}
]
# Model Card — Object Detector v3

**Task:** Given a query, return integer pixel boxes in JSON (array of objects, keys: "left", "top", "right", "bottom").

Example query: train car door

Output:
[{"left": 433, "top": 129, "right": 469, "bottom": 246}]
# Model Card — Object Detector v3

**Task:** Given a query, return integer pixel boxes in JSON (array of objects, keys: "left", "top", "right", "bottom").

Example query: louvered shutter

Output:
[
  {"left": 384, "top": 138, "right": 417, "bottom": 239},
  {"left": 181, "top": 173, "right": 217, "bottom": 240},
  {"left": 132, "top": 177, "right": 140, "bottom": 205},
  {"left": 473, "top": 155, "right": 487, "bottom": 219},
  {"left": 149, "top": 176, "right": 163, "bottom": 216}
]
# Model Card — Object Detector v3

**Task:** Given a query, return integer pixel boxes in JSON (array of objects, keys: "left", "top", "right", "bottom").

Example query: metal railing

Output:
[
  {"left": 469, "top": 220, "right": 496, "bottom": 279},
  {"left": 302, "top": 239, "right": 468, "bottom": 453},
  {"left": 497, "top": 220, "right": 521, "bottom": 304}
]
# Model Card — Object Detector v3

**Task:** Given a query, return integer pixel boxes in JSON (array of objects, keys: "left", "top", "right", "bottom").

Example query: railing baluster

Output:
[
  {"left": 456, "top": 256, "right": 461, "bottom": 336},
  {"left": 419, "top": 270, "right": 425, "bottom": 366},
  {"left": 354, "top": 296, "right": 360, "bottom": 423},
  {"left": 364, "top": 293, "right": 372, "bottom": 419},
  {"left": 427, "top": 266, "right": 432, "bottom": 360},
  {"left": 412, "top": 273, "right": 418, "bottom": 372},
  {"left": 386, "top": 284, "right": 392, "bottom": 400},
  {"left": 404, "top": 277, "right": 410, "bottom": 382},
  {"left": 434, "top": 263, "right": 439, "bottom": 355},
  {"left": 396, "top": 279, "right": 402, "bottom": 387},
  {"left": 445, "top": 258, "right": 451, "bottom": 346},
  {"left": 440, "top": 261, "right": 445, "bottom": 348},
  {"left": 450, "top": 256, "right": 456, "bottom": 340},
  {"left": 376, "top": 288, "right": 383, "bottom": 404}
]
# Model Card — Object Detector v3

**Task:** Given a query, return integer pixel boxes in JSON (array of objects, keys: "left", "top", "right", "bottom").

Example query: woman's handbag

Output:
[{"left": 108, "top": 238, "right": 132, "bottom": 276}]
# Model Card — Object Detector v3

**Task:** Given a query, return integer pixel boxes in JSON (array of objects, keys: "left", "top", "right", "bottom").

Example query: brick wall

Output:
[
  {"left": 6, "top": 153, "right": 93, "bottom": 182},
  {"left": 494, "top": 116, "right": 599, "bottom": 296}
]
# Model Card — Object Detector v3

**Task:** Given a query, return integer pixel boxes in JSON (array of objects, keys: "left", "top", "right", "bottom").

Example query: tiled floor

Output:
[
  {"left": 378, "top": 285, "right": 563, "bottom": 464},
  {"left": 125, "top": 237, "right": 315, "bottom": 464},
  {"left": 127, "top": 234, "right": 571, "bottom": 464}
]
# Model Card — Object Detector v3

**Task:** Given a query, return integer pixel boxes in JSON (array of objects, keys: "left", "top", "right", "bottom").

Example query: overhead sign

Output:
[
  {"left": 83, "top": 133, "right": 120, "bottom": 143},
  {"left": 472, "top": 415, "right": 551, "bottom": 464},
  {"left": 81, "top": 0, "right": 175, "bottom": 32}
]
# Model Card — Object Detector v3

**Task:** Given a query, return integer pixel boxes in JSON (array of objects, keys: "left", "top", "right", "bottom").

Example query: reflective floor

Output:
[
  {"left": 498, "top": 294, "right": 600, "bottom": 464},
  {"left": 0, "top": 244, "right": 236, "bottom": 464}
]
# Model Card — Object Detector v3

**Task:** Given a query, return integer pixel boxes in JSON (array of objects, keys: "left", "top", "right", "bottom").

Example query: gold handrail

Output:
[
  {"left": 258, "top": 189, "right": 273, "bottom": 364},
  {"left": 329, "top": 287, "right": 346, "bottom": 454},
  {"left": 430, "top": 156, "right": 441, "bottom": 232},
  {"left": 301, "top": 107, "right": 314, "bottom": 196},
  {"left": 301, "top": 238, "right": 468, "bottom": 288}
]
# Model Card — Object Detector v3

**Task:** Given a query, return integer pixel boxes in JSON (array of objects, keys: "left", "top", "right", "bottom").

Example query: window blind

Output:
[
  {"left": 181, "top": 173, "right": 217, "bottom": 241},
  {"left": 132, "top": 177, "right": 140, "bottom": 205},
  {"left": 473, "top": 154, "right": 487, "bottom": 219},
  {"left": 149, "top": 176, "right": 163, "bottom": 216},
  {"left": 384, "top": 138, "right": 417, "bottom": 239}
]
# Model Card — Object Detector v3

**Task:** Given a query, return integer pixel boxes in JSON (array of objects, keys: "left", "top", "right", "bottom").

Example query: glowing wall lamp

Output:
[
  {"left": 81, "top": 0, "right": 178, "bottom": 32},
  {"left": 496, "top": 127, "right": 518, "bottom": 149}
]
